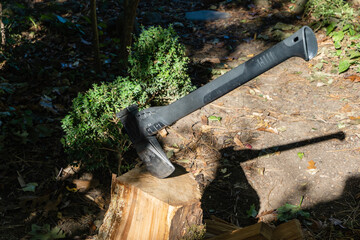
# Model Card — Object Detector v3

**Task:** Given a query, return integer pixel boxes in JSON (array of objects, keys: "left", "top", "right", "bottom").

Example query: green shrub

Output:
[
  {"left": 61, "top": 77, "right": 143, "bottom": 171},
  {"left": 61, "top": 26, "right": 195, "bottom": 171},
  {"left": 306, "top": 0, "right": 360, "bottom": 73},
  {"left": 128, "top": 25, "right": 195, "bottom": 105},
  {"left": 306, "top": 0, "right": 355, "bottom": 27}
]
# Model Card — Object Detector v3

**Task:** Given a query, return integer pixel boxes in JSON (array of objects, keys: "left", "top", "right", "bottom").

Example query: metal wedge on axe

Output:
[{"left": 117, "top": 26, "right": 318, "bottom": 179}]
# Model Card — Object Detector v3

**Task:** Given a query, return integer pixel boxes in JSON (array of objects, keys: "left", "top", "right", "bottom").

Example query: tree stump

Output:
[{"left": 98, "top": 166, "right": 203, "bottom": 240}]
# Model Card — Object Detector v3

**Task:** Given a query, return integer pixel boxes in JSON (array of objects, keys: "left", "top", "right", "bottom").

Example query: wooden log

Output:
[
  {"left": 98, "top": 166, "right": 203, "bottom": 240},
  {"left": 206, "top": 219, "right": 304, "bottom": 240},
  {"left": 205, "top": 216, "right": 240, "bottom": 236},
  {"left": 272, "top": 219, "right": 303, "bottom": 240},
  {"left": 208, "top": 222, "right": 273, "bottom": 240}
]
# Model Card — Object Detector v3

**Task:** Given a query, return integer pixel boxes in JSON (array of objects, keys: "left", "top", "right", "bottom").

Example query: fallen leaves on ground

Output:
[
  {"left": 345, "top": 75, "right": 360, "bottom": 82},
  {"left": 340, "top": 103, "right": 352, "bottom": 113},
  {"left": 307, "top": 160, "right": 319, "bottom": 175},
  {"left": 234, "top": 136, "right": 244, "bottom": 148},
  {"left": 201, "top": 115, "right": 208, "bottom": 125},
  {"left": 307, "top": 160, "right": 316, "bottom": 169}
]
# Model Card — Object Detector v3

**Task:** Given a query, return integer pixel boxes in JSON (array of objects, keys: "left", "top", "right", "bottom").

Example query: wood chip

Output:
[{"left": 158, "top": 128, "right": 168, "bottom": 138}]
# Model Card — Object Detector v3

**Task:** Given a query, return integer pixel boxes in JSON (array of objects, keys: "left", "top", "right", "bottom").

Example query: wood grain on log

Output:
[
  {"left": 208, "top": 222, "right": 273, "bottom": 240},
  {"left": 98, "top": 167, "right": 203, "bottom": 240}
]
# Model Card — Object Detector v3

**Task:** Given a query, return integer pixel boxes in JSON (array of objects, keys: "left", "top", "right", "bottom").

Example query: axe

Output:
[{"left": 117, "top": 26, "right": 318, "bottom": 179}]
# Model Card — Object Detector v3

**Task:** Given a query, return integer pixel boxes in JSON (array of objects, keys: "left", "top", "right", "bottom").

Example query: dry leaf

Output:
[
  {"left": 201, "top": 115, "right": 208, "bottom": 125},
  {"left": 345, "top": 75, "right": 360, "bottom": 82},
  {"left": 234, "top": 136, "right": 244, "bottom": 148},
  {"left": 349, "top": 116, "right": 360, "bottom": 120},
  {"left": 307, "top": 160, "right": 317, "bottom": 169},
  {"left": 90, "top": 222, "right": 97, "bottom": 233},
  {"left": 44, "top": 193, "right": 63, "bottom": 216},
  {"left": 256, "top": 127, "right": 278, "bottom": 134},
  {"left": 247, "top": 54, "right": 255, "bottom": 58},
  {"left": 340, "top": 103, "right": 352, "bottom": 113}
]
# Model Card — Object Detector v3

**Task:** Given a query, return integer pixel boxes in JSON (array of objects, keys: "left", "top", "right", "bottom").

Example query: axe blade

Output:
[
  {"left": 117, "top": 105, "right": 175, "bottom": 178},
  {"left": 135, "top": 136, "right": 175, "bottom": 178}
]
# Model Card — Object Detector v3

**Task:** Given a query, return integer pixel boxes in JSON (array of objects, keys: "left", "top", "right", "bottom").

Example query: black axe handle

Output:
[
  {"left": 156, "top": 26, "right": 317, "bottom": 128},
  {"left": 118, "top": 26, "right": 318, "bottom": 178}
]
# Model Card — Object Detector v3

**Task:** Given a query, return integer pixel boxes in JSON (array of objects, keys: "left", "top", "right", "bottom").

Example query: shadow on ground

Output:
[
  {"left": 303, "top": 175, "right": 360, "bottom": 238},
  {"left": 200, "top": 131, "right": 356, "bottom": 232}
]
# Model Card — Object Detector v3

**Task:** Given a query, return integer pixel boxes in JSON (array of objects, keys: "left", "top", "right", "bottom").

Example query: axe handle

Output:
[{"left": 158, "top": 26, "right": 317, "bottom": 126}]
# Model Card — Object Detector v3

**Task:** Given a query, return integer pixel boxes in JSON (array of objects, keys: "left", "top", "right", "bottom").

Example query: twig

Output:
[{"left": 0, "top": 3, "right": 5, "bottom": 46}]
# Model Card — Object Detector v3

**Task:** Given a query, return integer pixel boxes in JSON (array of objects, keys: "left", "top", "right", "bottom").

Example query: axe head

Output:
[{"left": 117, "top": 105, "right": 175, "bottom": 178}]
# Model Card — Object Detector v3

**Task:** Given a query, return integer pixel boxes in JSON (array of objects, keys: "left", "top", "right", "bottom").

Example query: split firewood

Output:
[{"left": 98, "top": 166, "right": 203, "bottom": 240}]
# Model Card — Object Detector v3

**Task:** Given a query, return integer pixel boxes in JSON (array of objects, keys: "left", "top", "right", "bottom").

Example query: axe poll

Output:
[{"left": 117, "top": 26, "right": 318, "bottom": 178}]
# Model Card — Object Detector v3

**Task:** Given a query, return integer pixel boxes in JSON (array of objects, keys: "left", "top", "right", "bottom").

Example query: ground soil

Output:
[{"left": 1, "top": 0, "right": 359, "bottom": 239}]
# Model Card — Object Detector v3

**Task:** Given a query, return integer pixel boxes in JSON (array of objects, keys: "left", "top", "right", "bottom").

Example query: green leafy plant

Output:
[
  {"left": 128, "top": 25, "right": 195, "bottom": 105},
  {"left": 246, "top": 204, "right": 258, "bottom": 218},
  {"left": 306, "top": 0, "right": 360, "bottom": 73},
  {"left": 306, "top": 0, "right": 355, "bottom": 28},
  {"left": 208, "top": 115, "right": 222, "bottom": 122},
  {"left": 28, "top": 224, "right": 66, "bottom": 240},
  {"left": 297, "top": 152, "right": 304, "bottom": 160},
  {"left": 62, "top": 26, "right": 195, "bottom": 171},
  {"left": 61, "top": 77, "right": 142, "bottom": 171},
  {"left": 277, "top": 196, "right": 310, "bottom": 222}
]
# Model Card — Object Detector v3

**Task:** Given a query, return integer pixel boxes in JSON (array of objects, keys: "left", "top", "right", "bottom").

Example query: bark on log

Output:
[{"left": 98, "top": 167, "right": 203, "bottom": 240}]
